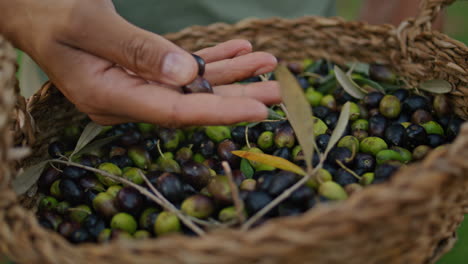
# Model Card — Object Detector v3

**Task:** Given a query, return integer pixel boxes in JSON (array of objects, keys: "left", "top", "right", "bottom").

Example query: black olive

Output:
[{"left": 384, "top": 124, "right": 406, "bottom": 147}]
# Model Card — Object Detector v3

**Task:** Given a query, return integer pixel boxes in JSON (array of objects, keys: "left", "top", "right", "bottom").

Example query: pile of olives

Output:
[{"left": 37, "top": 59, "right": 464, "bottom": 244}]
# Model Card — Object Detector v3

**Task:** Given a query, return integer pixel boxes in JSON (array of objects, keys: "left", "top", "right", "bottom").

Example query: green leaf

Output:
[
  {"left": 12, "top": 161, "right": 48, "bottom": 195},
  {"left": 324, "top": 102, "right": 351, "bottom": 156},
  {"left": 75, "top": 135, "right": 120, "bottom": 156},
  {"left": 352, "top": 75, "right": 386, "bottom": 94},
  {"left": 232, "top": 151, "right": 306, "bottom": 176},
  {"left": 345, "top": 62, "right": 370, "bottom": 76},
  {"left": 240, "top": 158, "right": 254, "bottom": 179},
  {"left": 275, "top": 65, "right": 315, "bottom": 173},
  {"left": 334, "top": 65, "right": 366, "bottom": 99},
  {"left": 267, "top": 108, "right": 286, "bottom": 120},
  {"left": 419, "top": 79, "right": 452, "bottom": 94},
  {"left": 70, "top": 122, "right": 104, "bottom": 159}
]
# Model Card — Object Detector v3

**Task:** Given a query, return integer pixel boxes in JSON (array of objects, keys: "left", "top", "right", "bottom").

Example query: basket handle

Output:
[{"left": 397, "top": 0, "right": 455, "bottom": 55}]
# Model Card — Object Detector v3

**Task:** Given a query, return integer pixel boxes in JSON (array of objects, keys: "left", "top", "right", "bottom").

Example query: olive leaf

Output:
[
  {"left": 74, "top": 135, "right": 120, "bottom": 156},
  {"left": 70, "top": 122, "right": 104, "bottom": 159},
  {"left": 232, "top": 151, "right": 306, "bottom": 176},
  {"left": 345, "top": 62, "right": 370, "bottom": 76},
  {"left": 12, "top": 161, "right": 48, "bottom": 195},
  {"left": 324, "top": 102, "right": 351, "bottom": 157},
  {"left": 275, "top": 65, "right": 315, "bottom": 173},
  {"left": 352, "top": 75, "right": 386, "bottom": 94},
  {"left": 334, "top": 65, "right": 366, "bottom": 99},
  {"left": 267, "top": 108, "right": 286, "bottom": 120},
  {"left": 240, "top": 158, "right": 254, "bottom": 179},
  {"left": 419, "top": 79, "right": 452, "bottom": 94}
]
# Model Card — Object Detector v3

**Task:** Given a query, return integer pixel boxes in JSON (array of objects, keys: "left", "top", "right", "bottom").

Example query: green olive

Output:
[
  {"left": 379, "top": 95, "right": 401, "bottom": 119},
  {"left": 306, "top": 169, "right": 332, "bottom": 189},
  {"left": 319, "top": 181, "right": 348, "bottom": 200},
  {"left": 376, "top": 149, "right": 405, "bottom": 164},
  {"left": 360, "top": 172, "right": 374, "bottom": 186},
  {"left": 96, "top": 163, "right": 122, "bottom": 186},
  {"left": 421, "top": 121, "right": 444, "bottom": 135},
  {"left": 337, "top": 136, "right": 360, "bottom": 153},
  {"left": 360, "top": 137, "right": 388, "bottom": 156},
  {"left": 111, "top": 212, "right": 137, "bottom": 234},
  {"left": 154, "top": 212, "right": 181, "bottom": 236},
  {"left": 122, "top": 167, "right": 144, "bottom": 185},
  {"left": 205, "top": 126, "right": 231, "bottom": 143},
  {"left": 351, "top": 119, "right": 369, "bottom": 131},
  {"left": 349, "top": 102, "right": 361, "bottom": 121},
  {"left": 305, "top": 88, "right": 323, "bottom": 107}
]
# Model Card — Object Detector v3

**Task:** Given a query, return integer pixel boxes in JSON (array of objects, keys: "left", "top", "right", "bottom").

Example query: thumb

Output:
[{"left": 64, "top": 6, "right": 198, "bottom": 86}]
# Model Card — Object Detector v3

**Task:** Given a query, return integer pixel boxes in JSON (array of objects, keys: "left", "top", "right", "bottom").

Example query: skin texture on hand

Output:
[{"left": 0, "top": 0, "right": 281, "bottom": 127}]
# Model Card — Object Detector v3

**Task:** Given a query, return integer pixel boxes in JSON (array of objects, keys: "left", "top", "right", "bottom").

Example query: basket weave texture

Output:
[{"left": 1, "top": 0, "right": 467, "bottom": 263}]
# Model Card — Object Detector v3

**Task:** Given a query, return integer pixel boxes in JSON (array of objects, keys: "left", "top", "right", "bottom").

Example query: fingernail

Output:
[{"left": 162, "top": 52, "right": 196, "bottom": 84}]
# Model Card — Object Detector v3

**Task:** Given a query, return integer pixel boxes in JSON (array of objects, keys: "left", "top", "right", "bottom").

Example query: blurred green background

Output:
[
  {"left": 3, "top": 1, "right": 467, "bottom": 264},
  {"left": 336, "top": 1, "right": 467, "bottom": 263}
]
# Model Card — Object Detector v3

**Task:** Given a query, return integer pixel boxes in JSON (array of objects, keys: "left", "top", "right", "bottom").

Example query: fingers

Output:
[
  {"left": 194, "top": 39, "right": 253, "bottom": 63},
  {"left": 213, "top": 81, "right": 281, "bottom": 105},
  {"left": 204, "top": 52, "right": 277, "bottom": 85},
  {"left": 61, "top": 4, "right": 197, "bottom": 86}
]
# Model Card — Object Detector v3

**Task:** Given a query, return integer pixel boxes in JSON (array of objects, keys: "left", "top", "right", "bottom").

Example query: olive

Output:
[
  {"left": 306, "top": 168, "right": 332, "bottom": 189},
  {"left": 193, "top": 153, "right": 205, "bottom": 163},
  {"left": 427, "top": 134, "right": 445, "bottom": 148},
  {"left": 297, "top": 76, "right": 309, "bottom": 89},
  {"left": 393, "top": 112, "right": 411, "bottom": 124},
  {"left": 391, "top": 89, "right": 409, "bottom": 102},
  {"left": 39, "top": 196, "right": 58, "bottom": 212},
  {"left": 116, "top": 187, "right": 144, "bottom": 215},
  {"left": 58, "top": 221, "right": 80, "bottom": 238},
  {"left": 69, "top": 228, "right": 91, "bottom": 244},
  {"left": 313, "top": 106, "right": 331, "bottom": 120},
  {"left": 433, "top": 94, "right": 451, "bottom": 117},
  {"left": 411, "top": 109, "right": 433, "bottom": 124},
  {"left": 106, "top": 185, "right": 123, "bottom": 197},
  {"left": 376, "top": 149, "right": 406, "bottom": 164},
  {"left": 272, "top": 147, "right": 291, "bottom": 161},
  {"left": 156, "top": 172, "right": 184, "bottom": 203},
  {"left": 278, "top": 203, "right": 304, "bottom": 217},
  {"left": 56, "top": 201, "right": 71, "bottom": 215},
  {"left": 68, "top": 204, "right": 91, "bottom": 223},
  {"left": 391, "top": 146, "right": 412, "bottom": 163},
  {"left": 287, "top": 185, "right": 315, "bottom": 206},
  {"left": 333, "top": 169, "right": 359, "bottom": 186},
  {"left": 142, "top": 138, "right": 157, "bottom": 152},
  {"left": 354, "top": 153, "right": 376, "bottom": 172},
  {"left": 324, "top": 112, "right": 339, "bottom": 129},
  {"left": 379, "top": 95, "right": 401, "bottom": 119},
  {"left": 274, "top": 122, "right": 296, "bottom": 148},
  {"left": 257, "top": 131, "right": 274, "bottom": 151},
  {"left": 157, "top": 128, "right": 180, "bottom": 151},
  {"left": 313, "top": 117, "right": 329, "bottom": 136},
  {"left": 360, "top": 172, "right": 375, "bottom": 186},
  {"left": 369, "top": 115, "right": 387, "bottom": 137},
  {"left": 181, "top": 195, "right": 215, "bottom": 219},
  {"left": 59, "top": 179, "right": 83, "bottom": 205},
  {"left": 268, "top": 171, "right": 299, "bottom": 197},
  {"left": 134, "top": 230, "right": 151, "bottom": 239},
  {"left": 337, "top": 136, "right": 359, "bottom": 153},
  {"left": 175, "top": 147, "right": 193, "bottom": 164},
  {"left": 412, "top": 145, "right": 432, "bottom": 160},
  {"left": 109, "top": 155, "right": 134, "bottom": 169},
  {"left": 38, "top": 211, "right": 62, "bottom": 231},
  {"left": 207, "top": 176, "right": 232, "bottom": 204},
  {"left": 111, "top": 213, "right": 137, "bottom": 234},
  {"left": 305, "top": 88, "right": 323, "bottom": 106},
  {"left": 97, "top": 228, "right": 112, "bottom": 243},
  {"left": 320, "top": 94, "right": 337, "bottom": 111},
  {"left": 217, "top": 139, "right": 240, "bottom": 167},
  {"left": 122, "top": 167, "right": 144, "bottom": 185},
  {"left": 110, "top": 229, "right": 133, "bottom": 241},
  {"left": 245, "top": 191, "right": 275, "bottom": 216},
  {"left": 79, "top": 176, "right": 106, "bottom": 192},
  {"left": 374, "top": 162, "right": 401, "bottom": 183},
  {"left": 218, "top": 206, "right": 239, "bottom": 222},
  {"left": 327, "top": 147, "right": 353, "bottom": 166},
  {"left": 119, "top": 130, "right": 142, "bottom": 147},
  {"left": 369, "top": 64, "right": 396, "bottom": 84},
  {"left": 348, "top": 102, "right": 361, "bottom": 121},
  {"left": 403, "top": 95, "right": 430, "bottom": 113},
  {"left": 127, "top": 147, "right": 151, "bottom": 170},
  {"left": 363, "top": 92, "right": 384, "bottom": 109},
  {"left": 199, "top": 139, "right": 215, "bottom": 158},
  {"left": 446, "top": 117, "right": 464, "bottom": 141},
  {"left": 351, "top": 119, "right": 369, "bottom": 132},
  {"left": 48, "top": 141, "right": 66, "bottom": 158},
  {"left": 334, "top": 88, "right": 355, "bottom": 105},
  {"left": 384, "top": 124, "right": 406, "bottom": 147},
  {"left": 421, "top": 121, "right": 444, "bottom": 135},
  {"left": 368, "top": 108, "right": 380, "bottom": 117},
  {"left": 139, "top": 207, "right": 160, "bottom": 232},
  {"left": 405, "top": 124, "right": 428, "bottom": 149},
  {"left": 205, "top": 126, "right": 231, "bottom": 143},
  {"left": 181, "top": 161, "right": 211, "bottom": 190},
  {"left": 192, "top": 54, "right": 206, "bottom": 76},
  {"left": 231, "top": 170, "right": 246, "bottom": 186},
  {"left": 137, "top": 123, "right": 156, "bottom": 135},
  {"left": 158, "top": 158, "right": 181, "bottom": 173},
  {"left": 182, "top": 76, "right": 213, "bottom": 94},
  {"left": 92, "top": 192, "right": 118, "bottom": 219},
  {"left": 260, "top": 120, "right": 283, "bottom": 132},
  {"left": 38, "top": 167, "right": 61, "bottom": 192},
  {"left": 240, "top": 179, "right": 257, "bottom": 191},
  {"left": 318, "top": 181, "right": 348, "bottom": 200},
  {"left": 360, "top": 137, "right": 388, "bottom": 156},
  {"left": 83, "top": 214, "right": 106, "bottom": 239},
  {"left": 96, "top": 162, "right": 122, "bottom": 186},
  {"left": 352, "top": 129, "right": 369, "bottom": 142},
  {"left": 154, "top": 212, "right": 181, "bottom": 235}
]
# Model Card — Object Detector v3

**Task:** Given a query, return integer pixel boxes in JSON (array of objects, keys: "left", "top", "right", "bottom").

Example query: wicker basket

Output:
[{"left": 1, "top": 0, "right": 467, "bottom": 263}]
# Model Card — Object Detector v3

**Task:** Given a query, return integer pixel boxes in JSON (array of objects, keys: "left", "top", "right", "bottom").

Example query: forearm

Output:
[{"left": 359, "top": 0, "right": 444, "bottom": 31}]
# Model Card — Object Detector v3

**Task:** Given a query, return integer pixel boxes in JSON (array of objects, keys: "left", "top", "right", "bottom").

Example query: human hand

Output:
[{"left": 0, "top": 0, "right": 280, "bottom": 127}]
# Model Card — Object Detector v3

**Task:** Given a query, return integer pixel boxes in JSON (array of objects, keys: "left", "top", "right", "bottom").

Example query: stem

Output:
[
  {"left": 245, "top": 126, "right": 251, "bottom": 149},
  {"left": 222, "top": 161, "right": 245, "bottom": 224},
  {"left": 49, "top": 159, "right": 205, "bottom": 236},
  {"left": 336, "top": 160, "right": 362, "bottom": 180}
]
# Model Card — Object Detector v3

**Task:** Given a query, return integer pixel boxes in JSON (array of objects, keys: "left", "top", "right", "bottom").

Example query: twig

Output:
[
  {"left": 245, "top": 126, "right": 251, "bottom": 149},
  {"left": 50, "top": 159, "right": 205, "bottom": 236},
  {"left": 336, "top": 160, "right": 362, "bottom": 180},
  {"left": 156, "top": 140, "right": 166, "bottom": 159},
  {"left": 222, "top": 161, "right": 245, "bottom": 224}
]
